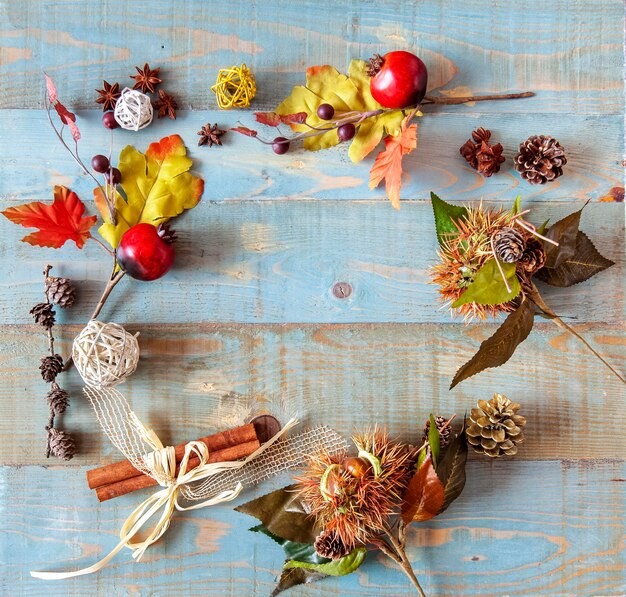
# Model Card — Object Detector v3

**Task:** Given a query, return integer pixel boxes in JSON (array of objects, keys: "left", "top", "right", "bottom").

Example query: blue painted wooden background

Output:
[{"left": 0, "top": 1, "right": 624, "bottom": 595}]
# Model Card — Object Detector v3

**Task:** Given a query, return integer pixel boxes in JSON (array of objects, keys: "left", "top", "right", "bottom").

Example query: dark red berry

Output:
[
  {"left": 272, "top": 136, "right": 290, "bottom": 155},
  {"left": 317, "top": 103, "right": 335, "bottom": 120},
  {"left": 91, "top": 154, "right": 110, "bottom": 173},
  {"left": 337, "top": 123, "right": 356, "bottom": 142},
  {"left": 105, "top": 167, "right": 122, "bottom": 185},
  {"left": 116, "top": 223, "right": 176, "bottom": 281},
  {"left": 102, "top": 111, "right": 118, "bottom": 129}
]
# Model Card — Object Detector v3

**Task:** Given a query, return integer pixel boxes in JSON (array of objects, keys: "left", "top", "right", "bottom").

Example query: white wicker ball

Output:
[
  {"left": 72, "top": 320, "right": 140, "bottom": 389},
  {"left": 114, "top": 87, "right": 153, "bottom": 131}
]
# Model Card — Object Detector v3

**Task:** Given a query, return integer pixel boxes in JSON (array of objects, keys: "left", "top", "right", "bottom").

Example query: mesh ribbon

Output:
[{"left": 31, "top": 386, "right": 347, "bottom": 579}]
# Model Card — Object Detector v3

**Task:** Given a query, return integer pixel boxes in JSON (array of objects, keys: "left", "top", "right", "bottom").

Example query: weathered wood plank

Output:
[
  {"left": 1, "top": 322, "right": 624, "bottom": 465},
  {"left": 0, "top": 0, "right": 623, "bottom": 114},
  {"left": 2, "top": 460, "right": 624, "bottom": 596},
  {"left": 0, "top": 201, "right": 623, "bottom": 325},
  {"left": 0, "top": 110, "right": 623, "bottom": 204}
]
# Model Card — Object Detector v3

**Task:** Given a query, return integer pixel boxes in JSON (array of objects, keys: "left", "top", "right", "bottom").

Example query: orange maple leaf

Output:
[
  {"left": 2, "top": 186, "right": 96, "bottom": 249},
  {"left": 368, "top": 116, "right": 418, "bottom": 210}
]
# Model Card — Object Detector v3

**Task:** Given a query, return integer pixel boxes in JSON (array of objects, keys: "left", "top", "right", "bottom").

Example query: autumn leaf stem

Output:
[
  {"left": 422, "top": 91, "right": 535, "bottom": 105},
  {"left": 90, "top": 235, "right": 115, "bottom": 256},
  {"left": 382, "top": 521, "right": 426, "bottom": 597}
]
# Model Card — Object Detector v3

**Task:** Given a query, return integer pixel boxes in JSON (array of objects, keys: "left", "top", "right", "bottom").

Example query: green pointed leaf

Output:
[
  {"left": 431, "top": 192, "right": 468, "bottom": 246},
  {"left": 450, "top": 297, "right": 535, "bottom": 388},
  {"left": 250, "top": 524, "right": 330, "bottom": 565},
  {"left": 428, "top": 413, "right": 441, "bottom": 467},
  {"left": 537, "top": 219, "right": 549, "bottom": 235},
  {"left": 511, "top": 195, "right": 522, "bottom": 215},
  {"left": 235, "top": 485, "right": 319, "bottom": 544},
  {"left": 452, "top": 260, "right": 521, "bottom": 307},
  {"left": 284, "top": 547, "right": 367, "bottom": 576},
  {"left": 541, "top": 205, "right": 586, "bottom": 269},
  {"left": 535, "top": 231, "right": 614, "bottom": 287},
  {"left": 270, "top": 567, "right": 328, "bottom": 597},
  {"left": 436, "top": 424, "right": 468, "bottom": 513}
]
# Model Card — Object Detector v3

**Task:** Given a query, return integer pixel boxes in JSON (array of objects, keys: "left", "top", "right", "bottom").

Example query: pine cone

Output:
[
  {"left": 314, "top": 528, "right": 350, "bottom": 560},
  {"left": 30, "top": 302, "right": 56, "bottom": 329},
  {"left": 48, "top": 427, "right": 76, "bottom": 460},
  {"left": 459, "top": 128, "right": 505, "bottom": 177},
  {"left": 47, "top": 383, "right": 70, "bottom": 415},
  {"left": 39, "top": 354, "right": 64, "bottom": 383},
  {"left": 514, "top": 135, "right": 566, "bottom": 184},
  {"left": 422, "top": 416, "right": 451, "bottom": 448},
  {"left": 466, "top": 393, "right": 526, "bottom": 457},
  {"left": 517, "top": 238, "right": 546, "bottom": 274},
  {"left": 45, "top": 275, "right": 76, "bottom": 308},
  {"left": 493, "top": 227, "right": 526, "bottom": 263}
]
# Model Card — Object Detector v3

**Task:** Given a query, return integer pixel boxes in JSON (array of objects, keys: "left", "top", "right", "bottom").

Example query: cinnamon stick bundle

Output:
[{"left": 86, "top": 423, "right": 258, "bottom": 489}]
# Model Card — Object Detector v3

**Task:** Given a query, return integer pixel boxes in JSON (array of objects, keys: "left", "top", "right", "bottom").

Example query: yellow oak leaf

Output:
[
  {"left": 275, "top": 60, "right": 408, "bottom": 163},
  {"left": 368, "top": 116, "right": 418, "bottom": 210},
  {"left": 94, "top": 135, "right": 204, "bottom": 248}
]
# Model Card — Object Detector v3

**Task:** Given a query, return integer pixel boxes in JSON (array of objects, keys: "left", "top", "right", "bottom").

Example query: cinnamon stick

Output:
[
  {"left": 94, "top": 439, "right": 261, "bottom": 502},
  {"left": 86, "top": 423, "right": 258, "bottom": 489}
]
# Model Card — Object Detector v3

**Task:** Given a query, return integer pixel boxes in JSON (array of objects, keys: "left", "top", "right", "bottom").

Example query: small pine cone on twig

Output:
[
  {"left": 514, "top": 135, "right": 566, "bottom": 184},
  {"left": 45, "top": 275, "right": 77, "bottom": 308},
  {"left": 47, "top": 383, "right": 70, "bottom": 415},
  {"left": 314, "top": 528, "right": 350, "bottom": 560},
  {"left": 517, "top": 238, "right": 546, "bottom": 274},
  {"left": 30, "top": 302, "right": 56, "bottom": 329},
  {"left": 48, "top": 427, "right": 76, "bottom": 460},
  {"left": 493, "top": 227, "right": 526, "bottom": 263},
  {"left": 39, "top": 354, "right": 64, "bottom": 383},
  {"left": 459, "top": 128, "right": 505, "bottom": 177},
  {"left": 466, "top": 393, "right": 526, "bottom": 457},
  {"left": 422, "top": 416, "right": 451, "bottom": 448}
]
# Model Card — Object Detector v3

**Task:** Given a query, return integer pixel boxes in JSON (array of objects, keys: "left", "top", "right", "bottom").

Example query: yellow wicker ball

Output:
[{"left": 211, "top": 63, "right": 256, "bottom": 109}]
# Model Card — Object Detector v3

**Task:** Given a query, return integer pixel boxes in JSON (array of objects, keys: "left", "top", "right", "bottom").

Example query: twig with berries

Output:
[{"left": 30, "top": 266, "right": 77, "bottom": 460}]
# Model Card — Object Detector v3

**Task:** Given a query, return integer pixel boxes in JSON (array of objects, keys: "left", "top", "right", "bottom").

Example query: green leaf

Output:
[
  {"left": 235, "top": 485, "right": 319, "bottom": 544},
  {"left": 270, "top": 568, "right": 328, "bottom": 597},
  {"left": 541, "top": 204, "right": 586, "bottom": 269},
  {"left": 284, "top": 547, "right": 367, "bottom": 576},
  {"left": 535, "top": 231, "right": 614, "bottom": 287},
  {"left": 537, "top": 219, "right": 549, "bottom": 235},
  {"left": 450, "top": 297, "right": 535, "bottom": 388},
  {"left": 511, "top": 195, "right": 522, "bottom": 215},
  {"left": 436, "top": 424, "right": 468, "bottom": 513},
  {"left": 452, "top": 260, "right": 521, "bottom": 307},
  {"left": 250, "top": 524, "right": 330, "bottom": 565},
  {"left": 401, "top": 453, "right": 445, "bottom": 524},
  {"left": 431, "top": 192, "right": 468, "bottom": 247},
  {"left": 428, "top": 413, "right": 441, "bottom": 467}
]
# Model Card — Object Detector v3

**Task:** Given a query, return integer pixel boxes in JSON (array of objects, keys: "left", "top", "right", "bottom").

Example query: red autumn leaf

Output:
[
  {"left": 230, "top": 126, "right": 258, "bottom": 137},
  {"left": 368, "top": 116, "right": 418, "bottom": 210},
  {"left": 2, "top": 186, "right": 96, "bottom": 249},
  {"left": 401, "top": 452, "right": 445, "bottom": 525},
  {"left": 54, "top": 100, "right": 76, "bottom": 125},
  {"left": 280, "top": 111, "right": 308, "bottom": 124},
  {"left": 255, "top": 111, "right": 282, "bottom": 126}
]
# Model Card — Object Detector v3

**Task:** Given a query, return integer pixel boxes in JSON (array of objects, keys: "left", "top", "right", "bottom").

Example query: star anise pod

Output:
[
  {"left": 130, "top": 63, "right": 162, "bottom": 93},
  {"left": 95, "top": 80, "right": 121, "bottom": 111},
  {"left": 154, "top": 89, "right": 177, "bottom": 119},
  {"left": 198, "top": 123, "right": 226, "bottom": 147}
]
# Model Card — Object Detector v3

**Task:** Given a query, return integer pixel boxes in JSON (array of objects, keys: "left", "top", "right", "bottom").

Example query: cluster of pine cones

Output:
[
  {"left": 492, "top": 226, "right": 546, "bottom": 279},
  {"left": 460, "top": 128, "right": 566, "bottom": 184},
  {"left": 30, "top": 267, "right": 77, "bottom": 461}
]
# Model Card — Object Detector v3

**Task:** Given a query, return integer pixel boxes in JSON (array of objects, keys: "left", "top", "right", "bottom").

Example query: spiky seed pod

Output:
[
  {"left": 30, "top": 302, "right": 56, "bottom": 329},
  {"left": 48, "top": 427, "right": 76, "bottom": 460},
  {"left": 45, "top": 276, "right": 76, "bottom": 308},
  {"left": 314, "top": 528, "right": 350, "bottom": 560},
  {"left": 46, "top": 384, "right": 70, "bottom": 415},
  {"left": 466, "top": 393, "right": 526, "bottom": 457},
  {"left": 39, "top": 354, "right": 64, "bottom": 383},
  {"left": 514, "top": 135, "right": 567, "bottom": 185},
  {"left": 517, "top": 238, "right": 546, "bottom": 274},
  {"left": 422, "top": 416, "right": 451, "bottom": 448},
  {"left": 493, "top": 227, "right": 526, "bottom": 263}
]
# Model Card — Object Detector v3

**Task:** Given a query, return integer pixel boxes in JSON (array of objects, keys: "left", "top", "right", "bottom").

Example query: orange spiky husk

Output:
[
  {"left": 296, "top": 427, "right": 415, "bottom": 551},
  {"left": 430, "top": 203, "right": 535, "bottom": 322}
]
